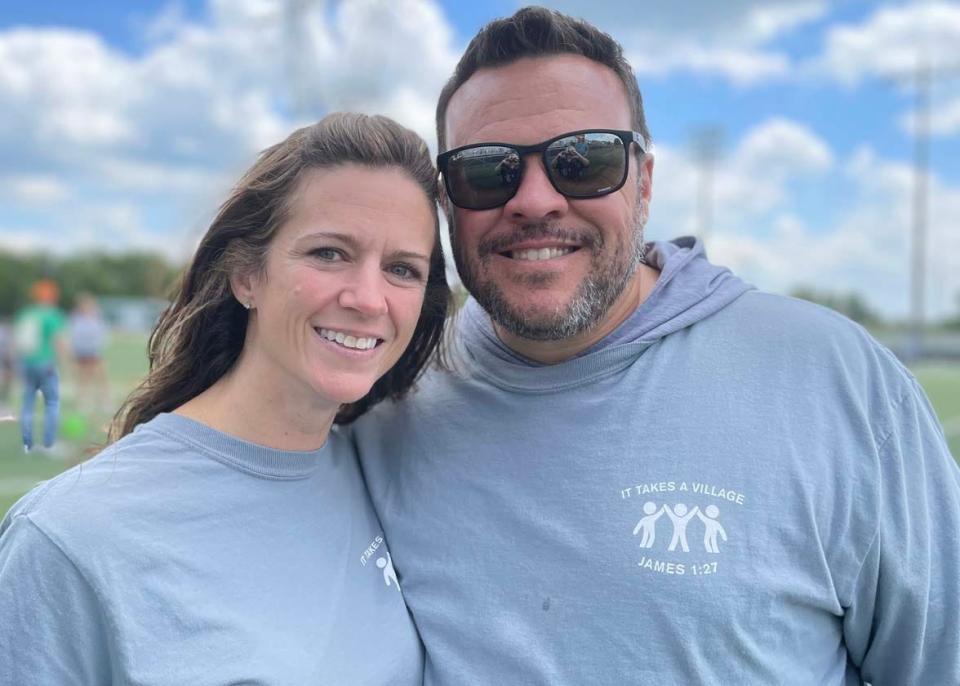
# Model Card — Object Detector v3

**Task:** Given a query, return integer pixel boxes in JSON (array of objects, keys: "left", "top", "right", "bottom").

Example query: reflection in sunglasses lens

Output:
[
  {"left": 448, "top": 146, "right": 519, "bottom": 209},
  {"left": 545, "top": 133, "right": 625, "bottom": 196}
]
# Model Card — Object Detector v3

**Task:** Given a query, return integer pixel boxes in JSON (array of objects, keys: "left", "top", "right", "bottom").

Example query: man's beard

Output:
[{"left": 450, "top": 193, "right": 649, "bottom": 342}]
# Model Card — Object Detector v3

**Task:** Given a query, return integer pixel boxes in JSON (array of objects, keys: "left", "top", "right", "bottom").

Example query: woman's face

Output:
[{"left": 242, "top": 164, "right": 436, "bottom": 409}]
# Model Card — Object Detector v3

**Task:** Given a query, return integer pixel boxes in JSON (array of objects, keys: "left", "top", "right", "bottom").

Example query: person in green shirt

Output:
[{"left": 14, "top": 279, "right": 66, "bottom": 452}]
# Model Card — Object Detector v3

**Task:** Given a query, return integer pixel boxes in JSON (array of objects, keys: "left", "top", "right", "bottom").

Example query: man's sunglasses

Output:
[{"left": 437, "top": 129, "right": 647, "bottom": 210}]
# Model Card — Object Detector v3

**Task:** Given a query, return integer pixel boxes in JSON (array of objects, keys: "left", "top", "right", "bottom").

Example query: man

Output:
[
  {"left": 14, "top": 279, "right": 66, "bottom": 453},
  {"left": 354, "top": 7, "right": 960, "bottom": 684}
]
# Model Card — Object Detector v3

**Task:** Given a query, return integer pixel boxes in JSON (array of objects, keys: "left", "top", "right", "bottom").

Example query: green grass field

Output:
[
  {"left": 1, "top": 335, "right": 959, "bottom": 520},
  {"left": 914, "top": 362, "right": 960, "bottom": 456},
  {"left": 0, "top": 332, "right": 150, "bottom": 517}
]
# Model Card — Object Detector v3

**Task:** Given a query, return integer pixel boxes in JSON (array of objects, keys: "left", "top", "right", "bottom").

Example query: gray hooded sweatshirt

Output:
[{"left": 354, "top": 237, "right": 960, "bottom": 685}]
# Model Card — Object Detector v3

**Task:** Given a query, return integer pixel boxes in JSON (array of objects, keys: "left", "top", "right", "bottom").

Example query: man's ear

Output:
[{"left": 640, "top": 153, "right": 654, "bottom": 203}]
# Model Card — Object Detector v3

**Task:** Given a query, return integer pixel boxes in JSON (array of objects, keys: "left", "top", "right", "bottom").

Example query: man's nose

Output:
[
  {"left": 502, "top": 156, "right": 568, "bottom": 222},
  {"left": 338, "top": 264, "right": 389, "bottom": 317}
]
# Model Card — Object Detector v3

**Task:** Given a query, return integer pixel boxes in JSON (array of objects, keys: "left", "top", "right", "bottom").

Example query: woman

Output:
[
  {"left": 0, "top": 113, "right": 449, "bottom": 684},
  {"left": 68, "top": 293, "right": 111, "bottom": 415}
]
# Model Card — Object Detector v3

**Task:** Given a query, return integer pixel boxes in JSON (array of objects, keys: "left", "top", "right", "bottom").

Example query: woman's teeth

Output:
[{"left": 317, "top": 328, "right": 379, "bottom": 350}]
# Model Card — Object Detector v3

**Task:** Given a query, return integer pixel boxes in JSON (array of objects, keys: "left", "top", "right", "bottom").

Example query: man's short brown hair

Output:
[{"left": 435, "top": 6, "right": 650, "bottom": 151}]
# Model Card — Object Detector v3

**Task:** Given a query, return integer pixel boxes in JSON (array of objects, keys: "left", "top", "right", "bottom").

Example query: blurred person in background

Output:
[
  {"left": 13, "top": 279, "right": 66, "bottom": 453},
  {"left": 0, "top": 113, "right": 449, "bottom": 684},
  {"left": 68, "top": 293, "right": 111, "bottom": 415},
  {"left": 0, "top": 315, "right": 13, "bottom": 420}
]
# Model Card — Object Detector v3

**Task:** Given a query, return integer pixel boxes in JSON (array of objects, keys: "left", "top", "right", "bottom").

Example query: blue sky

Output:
[{"left": 1, "top": 0, "right": 959, "bottom": 320}]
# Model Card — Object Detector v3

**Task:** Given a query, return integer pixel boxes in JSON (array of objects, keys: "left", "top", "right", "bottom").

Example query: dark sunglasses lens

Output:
[
  {"left": 445, "top": 146, "right": 521, "bottom": 209},
  {"left": 545, "top": 132, "right": 627, "bottom": 197}
]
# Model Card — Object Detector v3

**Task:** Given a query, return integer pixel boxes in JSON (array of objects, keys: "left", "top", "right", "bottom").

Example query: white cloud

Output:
[
  {"left": 0, "top": 228, "right": 56, "bottom": 254},
  {"left": 745, "top": 3, "right": 827, "bottom": 44},
  {"left": 928, "top": 96, "right": 960, "bottom": 135},
  {"left": 540, "top": 1, "right": 825, "bottom": 44},
  {"left": 628, "top": 45, "right": 790, "bottom": 86},
  {"left": 0, "top": 0, "right": 460, "bottom": 258},
  {"left": 650, "top": 118, "right": 833, "bottom": 233},
  {"left": 647, "top": 119, "right": 959, "bottom": 320},
  {"left": 814, "top": 0, "right": 960, "bottom": 148},
  {"left": 900, "top": 95, "right": 960, "bottom": 137},
  {"left": 0, "top": 29, "right": 136, "bottom": 155},
  {"left": 5, "top": 175, "right": 71, "bottom": 205},
  {"left": 818, "top": 2, "right": 960, "bottom": 85},
  {"left": 302, "top": 0, "right": 457, "bottom": 144},
  {"left": 708, "top": 170, "right": 960, "bottom": 321},
  {"left": 734, "top": 118, "right": 833, "bottom": 176},
  {"left": 540, "top": 0, "right": 826, "bottom": 84}
]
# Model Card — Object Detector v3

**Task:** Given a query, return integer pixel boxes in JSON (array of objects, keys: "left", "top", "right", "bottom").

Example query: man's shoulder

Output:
[
  {"left": 715, "top": 290, "right": 889, "bottom": 351},
  {"left": 704, "top": 290, "right": 914, "bottom": 394}
]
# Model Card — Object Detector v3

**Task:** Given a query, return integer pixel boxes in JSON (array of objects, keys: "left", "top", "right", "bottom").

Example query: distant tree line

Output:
[
  {"left": 0, "top": 251, "right": 181, "bottom": 315},
  {"left": 949, "top": 293, "right": 960, "bottom": 330},
  {"left": 789, "top": 287, "right": 883, "bottom": 327},
  {"left": 2, "top": 251, "right": 958, "bottom": 330},
  {"left": 791, "top": 286, "right": 960, "bottom": 330}
]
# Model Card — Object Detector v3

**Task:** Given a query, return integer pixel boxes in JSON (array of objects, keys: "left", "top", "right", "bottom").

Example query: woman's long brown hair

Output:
[{"left": 109, "top": 113, "right": 450, "bottom": 442}]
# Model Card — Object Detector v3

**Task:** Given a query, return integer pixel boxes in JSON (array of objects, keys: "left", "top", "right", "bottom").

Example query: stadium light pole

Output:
[
  {"left": 908, "top": 61, "right": 931, "bottom": 362},
  {"left": 882, "top": 59, "right": 960, "bottom": 361},
  {"left": 284, "top": 0, "right": 321, "bottom": 121},
  {"left": 905, "top": 60, "right": 960, "bottom": 360},
  {"left": 690, "top": 125, "right": 724, "bottom": 253}
]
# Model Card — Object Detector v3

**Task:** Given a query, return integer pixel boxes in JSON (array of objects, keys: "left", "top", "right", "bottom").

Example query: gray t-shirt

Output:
[
  {"left": 0, "top": 413, "right": 422, "bottom": 685},
  {"left": 69, "top": 312, "right": 109, "bottom": 358}
]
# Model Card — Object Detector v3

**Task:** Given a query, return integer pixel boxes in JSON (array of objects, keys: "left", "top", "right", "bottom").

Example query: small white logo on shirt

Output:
[
  {"left": 376, "top": 552, "right": 400, "bottom": 592},
  {"left": 621, "top": 479, "right": 744, "bottom": 578},
  {"left": 633, "top": 502, "right": 728, "bottom": 553},
  {"left": 361, "top": 533, "right": 401, "bottom": 591}
]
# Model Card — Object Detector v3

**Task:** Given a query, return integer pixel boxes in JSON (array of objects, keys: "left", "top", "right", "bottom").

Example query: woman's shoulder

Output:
[{"left": 2, "top": 417, "right": 195, "bottom": 545}]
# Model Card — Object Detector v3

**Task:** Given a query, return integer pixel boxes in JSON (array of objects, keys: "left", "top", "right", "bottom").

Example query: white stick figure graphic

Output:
[
  {"left": 664, "top": 503, "right": 700, "bottom": 552},
  {"left": 376, "top": 552, "right": 400, "bottom": 592},
  {"left": 695, "top": 504, "right": 727, "bottom": 553},
  {"left": 632, "top": 501, "right": 666, "bottom": 548}
]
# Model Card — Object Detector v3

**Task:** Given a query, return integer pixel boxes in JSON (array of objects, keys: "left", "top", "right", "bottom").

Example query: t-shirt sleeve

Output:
[
  {"left": 0, "top": 514, "right": 113, "bottom": 684},
  {"left": 842, "top": 379, "right": 960, "bottom": 684}
]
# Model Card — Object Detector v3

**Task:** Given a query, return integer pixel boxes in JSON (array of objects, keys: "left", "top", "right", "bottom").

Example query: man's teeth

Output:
[
  {"left": 510, "top": 247, "right": 575, "bottom": 261},
  {"left": 317, "top": 328, "right": 379, "bottom": 350}
]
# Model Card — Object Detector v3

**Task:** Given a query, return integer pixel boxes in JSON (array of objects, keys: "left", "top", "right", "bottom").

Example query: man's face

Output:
[{"left": 443, "top": 54, "right": 653, "bottom": 344}]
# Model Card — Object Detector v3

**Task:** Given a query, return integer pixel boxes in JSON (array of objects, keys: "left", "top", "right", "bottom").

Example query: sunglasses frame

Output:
[{"left": 437, "top": 129, "right": 647, "bottom": 210}]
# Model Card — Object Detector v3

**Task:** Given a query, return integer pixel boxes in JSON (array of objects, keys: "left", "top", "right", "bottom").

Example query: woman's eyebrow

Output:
[
  {"left": 295, "top": 231, "right": 358, "bottom": 248},
  {"left": 389, "top": 249, "right": 431, "bottom": 263}
]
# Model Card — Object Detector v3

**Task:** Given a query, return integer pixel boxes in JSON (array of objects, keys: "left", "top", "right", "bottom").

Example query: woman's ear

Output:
[{"left": 230, "top": 269, "right": 256, "bottom": 310}]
